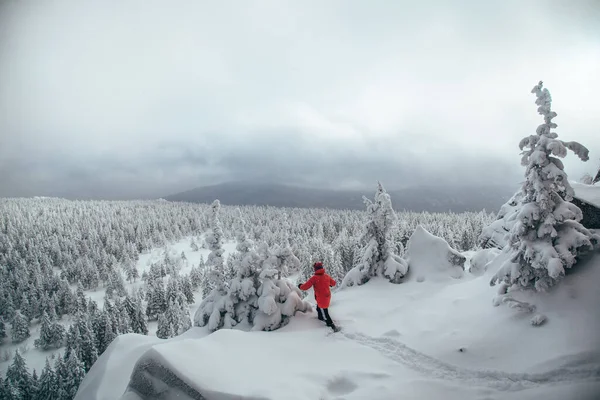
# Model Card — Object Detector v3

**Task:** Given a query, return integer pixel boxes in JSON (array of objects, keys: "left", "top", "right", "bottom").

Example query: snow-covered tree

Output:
[
  {"left": 252, "top": 268, "right": 311, "bottom": 331},
  {"left": 92, "top": 310, "right": 117, "bottom": 355},
  {"left": 6, "top": 349, "right": 33, "bottom": 400},
  {"left": 123, "top": 294, "right": 148, "bottom": 335},
  {"left": 490, "top": 81, "right": 599, "bottom": 292},
  {"left": 193, "top": 272, "right": 234, "bottom": 331},
  {"left": 205, "top": 200, "right": 225, "bottom": 275},
  {"left": 20, "top": 293, "right": 33, "bottom": 323},
  {"left": 0, "top": 317, "right": 6, "bottom": 342},
  {"left": 342, "top": 182, "right": 409, "bottom": 287},
  {"left": 580, "top": 173, "right": 594, "bottom": 185},
  {"left": 195, "top": 209, "right": 263, "bottom": 331},
  {"left": 266, "top": 214, "right": 302, "bottom": 279},
  {"left": 190, "top": 237, "right": 199, "bottom": 252},
  {"left": 0, "top": 376, "right": 20, "bottom": 400},
  {"left": 68, "top": 312, "right": 99, "bottom": 372},
  {"left": 11, "top": 310, "right": 30, "bottom": 343},
  {"left": 57, "top": 351, "right": 86, "bottom": 400},
  {"left": 35, "top": 359, "right": 59, "bottom": 400},
  {"left": 34, "top": 311, "right": 65, "bottom": 350},
  {"left": 145, "top": 278, "right": 167, "bottom": 321},
  {"left": 228, "top": 217, "right": 262, "bottom": 326},
  {"left": 156, "top": 313, "right": 173, "bottom": 339}
]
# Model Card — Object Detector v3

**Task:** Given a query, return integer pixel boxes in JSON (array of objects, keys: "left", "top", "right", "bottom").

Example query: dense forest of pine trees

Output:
[{"left": 0, "top": 194, "right": 495, "bottom": 398}]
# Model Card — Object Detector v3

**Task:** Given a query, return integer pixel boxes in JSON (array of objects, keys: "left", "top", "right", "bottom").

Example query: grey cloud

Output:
[{"left": 0, "top": 0, "right": 598, "bottom": 199}]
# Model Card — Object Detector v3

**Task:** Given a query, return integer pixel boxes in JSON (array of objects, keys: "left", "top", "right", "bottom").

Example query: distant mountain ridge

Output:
[{"left": 164, "top": 181, "right": 517, "bottom": 213}]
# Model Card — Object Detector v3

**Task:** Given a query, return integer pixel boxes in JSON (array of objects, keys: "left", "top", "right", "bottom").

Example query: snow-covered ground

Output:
[
  {"left": 572, "top": 182, "right": 600, "bottom": 208},
  {"left": 0, "top": 235, "right": 238, "bottom": 377},
  {"left": 76, "top": 250, "right": 600, "bottom": 400}
]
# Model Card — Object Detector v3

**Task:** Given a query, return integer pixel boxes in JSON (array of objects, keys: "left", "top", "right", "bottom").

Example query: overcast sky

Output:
[{"left": 0, "top": 0, "right": 599, "bottom": 199}]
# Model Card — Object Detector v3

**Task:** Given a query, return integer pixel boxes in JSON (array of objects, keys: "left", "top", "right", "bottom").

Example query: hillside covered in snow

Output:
[{"left": 78, "top": 247, "right": 600, "bottom": 400}]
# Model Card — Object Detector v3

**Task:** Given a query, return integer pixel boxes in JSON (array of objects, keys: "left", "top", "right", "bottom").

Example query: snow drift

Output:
[
  {"left": 405, "top": 225, "right": 465, "bottom": 282},
  {"left": 469, "top": 248, "right": 501, "bottom": 275}
]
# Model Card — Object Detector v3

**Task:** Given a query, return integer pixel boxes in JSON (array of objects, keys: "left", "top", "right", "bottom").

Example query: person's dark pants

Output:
[{"left": 316, "top": 306, "right": 333, "bottom": 326}]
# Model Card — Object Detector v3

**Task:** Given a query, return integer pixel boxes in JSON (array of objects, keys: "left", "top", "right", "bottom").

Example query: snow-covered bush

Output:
[
  {"left": 252, "top": 269, "right": 311, "bottom": 331},
  {"left": 580, "top": 173, "right": 594, "bottom": 185},
  {"left": 490, "top": 81, "right": 599, "bottom": 292},
  {"left": 469, "top": 248, "right": 501, "bottom": 275},
  {"left": 404, "top": 225, "right": 465, "bottom": 282},
  {"left": 194, "top": 209, "right": 308, "bottom": 332},
  {"left": 342, "top": 182, "right": 409, "bottom": 287}
]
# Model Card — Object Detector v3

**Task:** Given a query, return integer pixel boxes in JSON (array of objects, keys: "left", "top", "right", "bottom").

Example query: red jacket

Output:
[{"left": 299, "top": 268, "right": 336, "bottom": 308}]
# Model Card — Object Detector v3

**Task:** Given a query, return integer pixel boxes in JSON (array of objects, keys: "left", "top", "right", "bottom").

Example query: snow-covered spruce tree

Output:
[
  {"left": 11, "top": 310, "right": 30, "bottom": 343},
  {"left": 36, "top": 359, "right": 59, "bottom": 400},
  {"left": 252, "top": 268, "right": 311, "bottom": 331},
  {"left": 57, "top": 351, "right": 86, "bottom": 400},
  {"left": 227, "top": 209, "right": 262, "bottom": 325},
  {"left": 0, "top": 317, "right": 6, "bottom": 342},
  {"left": 123, "top": 293, "right": 148, "bottom": 335},
  {"left": 156, "top": 312, "right": 173, "bottom": 339},
  {"left": 341, "top": 182, "right": 409, "bottom": 287},
  {"left": 193, "top": 267, "right": 232, "bottom": 331},
  {"left": 34, "top": 311, "right": 65, "bottom": 350},
  {"left": 205, "top": 200, "right": 225, "bottom": 279},
  {"left": 6, "top": 349, "right": 33, "bottom": 400},
  {"left": 194, "top": 209, "right": 256, "bottom": 332},
  {"left": 490, "top": 81, "right": 599, "bottom": 292}
]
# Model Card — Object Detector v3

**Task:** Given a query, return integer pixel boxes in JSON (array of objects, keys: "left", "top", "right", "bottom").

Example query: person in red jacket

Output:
[{"left": 298, "top": 262, "right": 337, "bottom": 328}]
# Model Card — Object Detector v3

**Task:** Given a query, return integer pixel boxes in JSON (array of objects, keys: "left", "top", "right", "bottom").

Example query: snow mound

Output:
[
  {"left": 469, "top": 248, "right": 501, "bottom": 275},
  {"left": 405, "top": 225, "right": 466, "bottom": 282}
]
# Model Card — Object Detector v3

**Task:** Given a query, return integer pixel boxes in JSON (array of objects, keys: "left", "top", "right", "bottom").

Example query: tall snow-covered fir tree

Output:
[
  {"left": 123, "top": 293, "right": 148, "bottom": 335},
  {"left": 35, "top": 359, "right": 59, "bottom": 400},
  {"left": 490, "top": 81, "right": 599, "bottom": 292},
  {"left": 342, "top": 182, "right": 409, "bottom": 287},
  {"left": 11, "top": 310, "right": 30, "bottom": 343},
  {"left": 194, "top": 209, "right": 255, "bottom": 331},
  {"left": 205, "top": 199, "right": 225, "bottom": 276},
  {"left": 57, "top": 351, "right": 86, "bottom": 400},
  {"left": 228, "top": 210, "right": 262, "bottom": 325},
  {"left": 6, "top": 349, "right": 33, "bottom": 400},
  {"left": 34, "top": 311, "right": 65, "bottom": 350},
  {"left": 0, "top": 317, "right": 6, "bottom": 342}
]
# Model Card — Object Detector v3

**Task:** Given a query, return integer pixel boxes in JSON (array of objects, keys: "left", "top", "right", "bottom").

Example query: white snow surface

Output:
[
  {"left": 76, "top": 252, "right": 600, "bottom": 400},
  {"left": 572, "top": 181, "right": 600, "bottom": 208},
  {"left": 405, "top": 225, "right": 465, "bottom": 282}
]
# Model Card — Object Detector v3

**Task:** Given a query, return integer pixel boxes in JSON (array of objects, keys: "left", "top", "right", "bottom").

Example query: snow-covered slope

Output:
[
  {"left": 572, "top": 182, "right": 600, "bottom": 208},
  {"left": 76, "top": 251, "right": 600, "bottom": 400}
]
